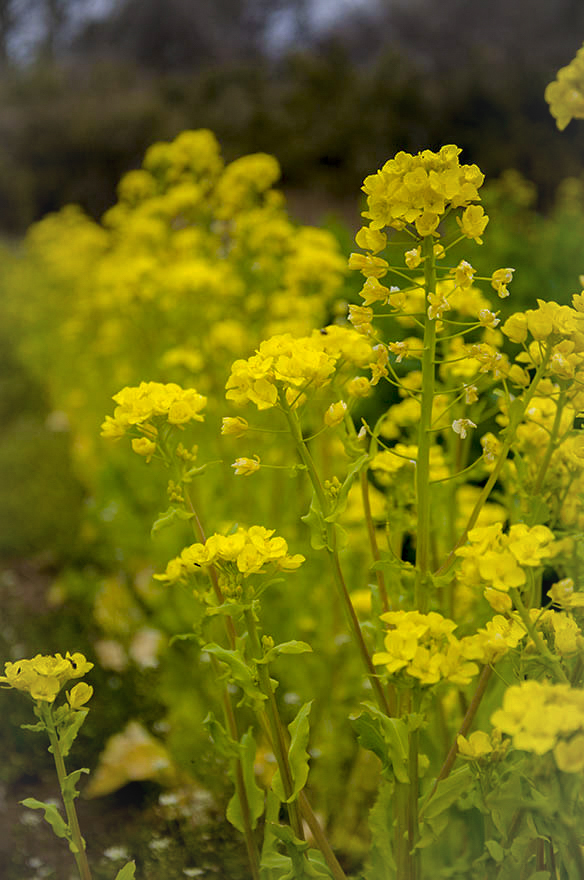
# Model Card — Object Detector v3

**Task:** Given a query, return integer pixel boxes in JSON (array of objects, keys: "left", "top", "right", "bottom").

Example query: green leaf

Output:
[
  {"left": 203, "top": 643, "right": 265, "bottom": 707},
  {"left": 259, "top": 640, "right": 313, "bottom": 665},
  {"left": 272, "top": 702, "right": 312, "bottom": 803},
  {"left": 62, "top": 767, "right": 90, "bottom": 802},
  {"left": 58, "top": 709, "right": 88, "bottom": 758},
  {"left": 151, "top": 505, "right": 193, "bottom": 538},
  {"left": 114, "top": 862, "right": 136, "bottom": 880},
  {"left": 421, "top": 765, "right": 474, "bottom": 821},
  {"left": 226, "top": 729, "right": 264, "bottom": 832},
  {"left": 325, "top": 453, "right": 370, "bottom": 521},
  {"left": 352, "top": 704, "right": 409, "bottom": 784},
  {"left": 485, "top": 839, "right": 505, "bottom": 863},
  {"left": 20, "top": 798, "right": 69, "bottom": 840},
  {"left": 301, "top": 493, "right": 329, "bottom": 550},
  {"left": 363, "top": 777, "right": 395, "bottom": 880},
  {"left": 260, "top": 792, "right": 294, "bottom": 880},
  {"left": 203, "top": 712, "right": 240, "bottom": 760},
  {"left": 20, "top": 721, "right": 45, "bottom": 733}
]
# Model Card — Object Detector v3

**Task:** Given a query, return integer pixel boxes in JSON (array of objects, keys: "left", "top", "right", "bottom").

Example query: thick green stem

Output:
[
  {"left": 283, "top": 400, "right": 392, "bottom": 717},
  {"left": 415, "top": 235, "right": 438, "bottom": 612},
  {"left": 42, "top": 705, "right": 93, "bottom": 880}
]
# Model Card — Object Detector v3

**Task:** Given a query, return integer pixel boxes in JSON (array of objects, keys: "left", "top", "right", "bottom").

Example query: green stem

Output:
[
  {"left": 42, "top": 704, "right": 93, "bottom": 880},
  {"left": 282, "top": 399, "right": 392, "bottom": 717},
  {"left": 183, "top": 487, "right": 261, "bottom": 879},
  {"left": 243, "top": 608, "right": 305, "bottom": 841},
  {"left": 415, "top": 235, "right": 437, "bottom": 612}
]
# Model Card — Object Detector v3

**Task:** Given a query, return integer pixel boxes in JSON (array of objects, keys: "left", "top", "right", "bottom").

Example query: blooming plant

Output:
[
  {"left": 1, "top": 654, "right": 135, "bottom": 880},
  {"left": 4, "top": 47, "right": 584, "bottom": 880}
]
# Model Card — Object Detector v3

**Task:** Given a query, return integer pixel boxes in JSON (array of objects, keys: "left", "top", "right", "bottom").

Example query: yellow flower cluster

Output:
[
  {"left": 225, "top": 327, "right": 373, "bottom": 411},
  {"left": 0, "top": 653, "right": 93, "bottom": 703},
  {"left": 155, "top": 526, "right": 305, "bottom": 582},
  {"left": 359, "top": 144, "right": 486, "bottom": 238},
  {"left": 101, "top": 382, "right": 207, "bottom": 446},
  {"left": 545, "top": 43, "right": 584, "bottom": 130},
  {"left": 455, "top": 523, "right": 556, "bottom": 594},
  {"left": 492, "top": 681, "right": 584, "bottom": 772},
  {"left": 372, "top": 610, "right": 480, "bottom": 687}
]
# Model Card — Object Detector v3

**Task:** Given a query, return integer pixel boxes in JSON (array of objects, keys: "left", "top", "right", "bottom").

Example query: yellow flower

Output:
[
  {"left": 491, "top": 268, "right": 514, "bottom": 298},
  {"left": 67, "top": 682, "right": 94, "bottom": 709},
  {"left": 131, "top": 437, "right": 156, "bottom": 462},
  {"left": 221, "top": 416, "right": 249, "bottom": 438},
  {"left": 457, "top": 205, "right": 489, "bottom": 243},
  {"left": 0, "top": 653, "right": 93, "bottom": 703},
  {"left": 457, "top": 730, "right": 493, "bottom": 759},
  {"left": 355, "top": 226, "right": 387, "bottom": 254},
  {"left": 231, "top": 455, "right": 261, "bottom": 476},
  {"left": 324, "top": 400, "right": 348, "bottom": 428},
  {"left": 405, "top": 246, "right": 423, "bottom": 268}
]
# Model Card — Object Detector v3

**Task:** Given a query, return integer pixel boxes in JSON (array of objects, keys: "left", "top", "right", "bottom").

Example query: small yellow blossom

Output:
[
  {"left": 457, "top": 205, "right": 489, "bottom": 243},
  {"left": 324, "top": 400, "right": 348, "bottom": 428},
  {"left": 405, "top": 247, "right": 422, "bottom": 269},
  {"left": 131, "top": 437, "right": 157, "bottom": 462},
  {"left": 491, "top": 268, "right": 514, "bottom": 298},
  {"left": 457, "top": 731, "right": 493, "bottom": 759},
  {"left": 231, "top": 455, "right": 261, "bottom": 476},
  {"left": 221, "top": 416, "right": 249, "bottom": 438},
  {"left": 452, "top": 418, "right": 477, "bottom": 439},
  {"left": 1, "top": 653, "right": 93, "bottom": 703}
]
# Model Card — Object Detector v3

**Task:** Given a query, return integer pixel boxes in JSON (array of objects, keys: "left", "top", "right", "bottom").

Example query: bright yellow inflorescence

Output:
[
  {"left": 155, "top": 526, "right": 305, "bottom": 583},
  {"left": 492, "top": 681, "right": 584, "bottom": 773},
  {"left": 101, "top": 382, "right": 207, "bottom": 458},
  {"left": 0, "top": 653, "right": 93, "bottom": 703}
]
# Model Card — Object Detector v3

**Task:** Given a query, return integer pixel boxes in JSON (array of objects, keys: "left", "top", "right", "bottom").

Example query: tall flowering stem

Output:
[
  {"left": 39, "top": 702, "right": 93, "bottom": 880},
  {"left": 282, "top": 397, "right": 393, "bottom": 718},
  {"left": 415, "top": 235, "right": 438, "bottom": 612}
]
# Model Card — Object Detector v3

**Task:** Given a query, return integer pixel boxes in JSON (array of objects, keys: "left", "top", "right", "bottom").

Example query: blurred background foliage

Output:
[{"left": 1, "top": 0, "right": 584, "bottom": 232}]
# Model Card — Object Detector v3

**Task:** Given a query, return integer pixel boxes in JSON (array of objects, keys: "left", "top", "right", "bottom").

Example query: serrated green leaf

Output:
[
  {"left": 272, "top": 702, "right": 312, "bottom": 803},
  {"left": 114, "top": 861, "right": 136, "bottom": 880},
  {"left": 226, "top": 728, "right": 265, "bottom": 832},
  {"left": 21, "top": 798, "right": 69, "bottom": 840}
]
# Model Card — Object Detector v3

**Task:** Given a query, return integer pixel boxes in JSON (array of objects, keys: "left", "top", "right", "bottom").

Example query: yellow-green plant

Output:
[
  {"left": 0, "top": 653, "right": 135, "bottom": 880},
  {"left": 5, "top": 46, "right": 584, "bottom": 880}
]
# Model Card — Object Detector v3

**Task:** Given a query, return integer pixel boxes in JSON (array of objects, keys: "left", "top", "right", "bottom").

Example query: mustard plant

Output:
[{"left": 0, "top": 653, "right": 136, "bottom": 880}]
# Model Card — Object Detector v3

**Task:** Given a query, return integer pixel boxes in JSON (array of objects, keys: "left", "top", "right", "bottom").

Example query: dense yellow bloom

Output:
[
  {"left": 456, "top": 523, "right": 556, "bottom": 594},
  {"left": 102, "top": 382, "right": 207, "bottom": 440},
  {"left": 1, "top": 653, "right": 93, "bottom": 703},
  {"left": 492, "top": 681, "right": 584, "bottom": 772},
  {"left": 373, "top": 610, "right": 480, "bottom": 687},
  {"left": 360, "top": 145, "right": 485, "bottom": 236},
  {"left": 155, "top": 526, "right": 305, "bottom": 583}
]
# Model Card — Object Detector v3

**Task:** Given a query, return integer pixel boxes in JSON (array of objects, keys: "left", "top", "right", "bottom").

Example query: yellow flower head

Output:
[{"left": 1, "top": 653, "right": 93, "bottom": 703}]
